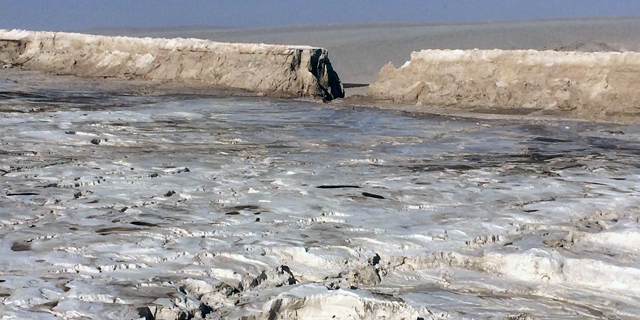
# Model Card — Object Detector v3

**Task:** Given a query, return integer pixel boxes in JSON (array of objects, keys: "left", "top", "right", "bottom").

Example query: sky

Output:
[{"left": 2, "top": 0, "right": 640, "bottom": 31}]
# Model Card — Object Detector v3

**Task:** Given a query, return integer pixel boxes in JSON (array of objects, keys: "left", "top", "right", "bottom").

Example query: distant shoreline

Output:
[{"left": 83, "top": 15, "right": 640, "bottom": 34}]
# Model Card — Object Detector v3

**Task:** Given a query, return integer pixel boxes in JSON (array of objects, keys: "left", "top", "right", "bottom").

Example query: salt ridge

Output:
[
  {"left": 370, "top": 48, "right": 640, "bottom": 119},
  {"left": 0, "top": 29, "right": 344, "bottom": 100}
]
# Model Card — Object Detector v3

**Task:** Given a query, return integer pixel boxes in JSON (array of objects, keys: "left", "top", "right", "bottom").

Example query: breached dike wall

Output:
[
  {"left": 369, "top": 49, "right": 640, "bottom": 115},
  {"left": 0, "top": 29, "right": 344, "bottom": 100}
]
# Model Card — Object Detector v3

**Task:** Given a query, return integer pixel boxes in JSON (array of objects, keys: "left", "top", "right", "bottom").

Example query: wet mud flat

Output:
[{"left": 2, "top": 72, "right": 640, "bottom": 319}]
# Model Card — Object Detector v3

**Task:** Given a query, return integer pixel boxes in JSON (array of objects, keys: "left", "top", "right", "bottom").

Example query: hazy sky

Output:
[{"left": 2, "top": 0, "right": 640, "bottom": 31}]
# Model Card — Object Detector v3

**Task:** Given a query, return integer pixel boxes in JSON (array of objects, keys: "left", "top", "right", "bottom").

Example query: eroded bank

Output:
[
  {"left": 0, "top": 29, "right": 344, "bottom": 100},
  {"left": 369, "top": 49, "right": 640, "bottom": 120}
]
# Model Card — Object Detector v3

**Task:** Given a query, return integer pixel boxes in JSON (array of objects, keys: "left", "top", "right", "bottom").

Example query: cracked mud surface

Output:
[{"left": 2, "top": 71, "right": 640, "bottom": 319}]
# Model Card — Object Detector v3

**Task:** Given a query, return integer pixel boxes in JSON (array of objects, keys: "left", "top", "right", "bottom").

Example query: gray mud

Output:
[{"left": 2, "top": 71, "right": 640, "bottom": 319}]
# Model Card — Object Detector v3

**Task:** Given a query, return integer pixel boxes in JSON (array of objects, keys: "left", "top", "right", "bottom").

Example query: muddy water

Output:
[{"left": 2, "top": 74, "right": 640, "bottom": 319}]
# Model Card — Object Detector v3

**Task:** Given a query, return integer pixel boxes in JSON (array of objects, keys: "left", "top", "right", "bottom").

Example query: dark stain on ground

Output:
[
  {"left": 6, "top": 192, "right": 40, "bottom": 196},
  {"left": 130, "top": 221, "right": 159, "bottom": 227},
  {"left": 228, "top": 205, "right": 260, "bottom": 211},
  {"left": 317, "top": 185, "right": 361, "bottom": 189},
  {"left": 362, "top": 192, "right": 385, "bottom": 199},
  {"left": 407, "top": 164, "right": 476, "bottom": 172},
  {"left": 40, "top": 301, "right": 59, "bottom": 309},
  {"left": 532, "top": 137, "right": 572, "bottom": 143},
  {"left": 95, "top": 227, "right": 142, "bottom": 235},
  {"left": 11, "top": 242, "right": 32, "bottom": 252}
]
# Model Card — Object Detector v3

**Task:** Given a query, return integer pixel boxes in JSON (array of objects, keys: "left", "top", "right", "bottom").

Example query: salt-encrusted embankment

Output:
[
  {"left": 369, "top": 49, "right": 640, "bottom": 115},
  {"left": 0, "top": 29, "right": 344, "bottom": 100}
]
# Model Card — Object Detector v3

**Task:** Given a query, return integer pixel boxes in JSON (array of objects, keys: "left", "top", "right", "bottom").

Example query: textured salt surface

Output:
[{"left": 2, "top": 72, "right": 640, "bottom": 319}]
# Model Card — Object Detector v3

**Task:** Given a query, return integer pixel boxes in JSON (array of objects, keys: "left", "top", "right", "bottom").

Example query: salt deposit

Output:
[
  {"left": 1, "top": 71, "right": 640, "bottom": 319},
  {"left": 0, "top": 30, "right": 344, "bottom": 100},
  {"left": 369, "top": 49, "right": 640, "bottom": 119},
  {"left": 4, "top": 21, "right": 640, "bottom": 320}
]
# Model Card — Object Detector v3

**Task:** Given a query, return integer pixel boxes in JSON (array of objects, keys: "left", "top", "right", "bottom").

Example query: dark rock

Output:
[
  {"left": 164, "top": 190, "right": 176, "bottom": 197},
  {"left": 371, "top": 253, "right": 381, "bottom": 266},
  {"left": 177, "top": 311, "right": 194, "bottom": 320},
  {"left": 137, "top": 307, "right": 155, "bottom": 320},
  {"left": 326, "top": 282, "right": 340, "bottom": 290},
  {"left": 278, "top": 265, "right": 297, "bottom": 285},
  {"left": 199, "top": 303, "right": 214, "bottom": 319},
  {"left": 214, "top": 282, "right": 241, "bottom": 297},
  {"left": 90, "top": 138, "right": 100, "bottom": 145},
  {"left": 250, "top": 271, "right": 268, "bottom": 288}
]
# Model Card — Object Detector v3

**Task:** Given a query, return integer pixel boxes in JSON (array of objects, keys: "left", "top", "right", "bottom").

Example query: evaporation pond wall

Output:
[
  {"left": 369, "top": 49, "right": 640, "bottom": 113},
  {"left": 0, "top": 29, "right": 344, "bottom": 100}
]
